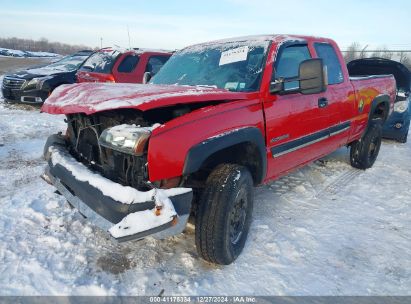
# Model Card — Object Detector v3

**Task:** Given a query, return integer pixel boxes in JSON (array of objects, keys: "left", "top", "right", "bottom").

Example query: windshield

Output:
[
  {"left": 150, "top": 40, "right": 270, "bottom": 92},
  {"left": 45, "top": 55, "right": 88, "bottom": 72},
  {"left": 80, "top": 50, "right": 120, "bottom": 73}
]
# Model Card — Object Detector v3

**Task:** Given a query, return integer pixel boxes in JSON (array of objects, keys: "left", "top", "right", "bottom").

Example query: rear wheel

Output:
[
  {"left": 350, "top": 121, "right": 382, "bottom": 169},
  {"left": 195, "top": 164, "right": 254, "bottom": 265}
]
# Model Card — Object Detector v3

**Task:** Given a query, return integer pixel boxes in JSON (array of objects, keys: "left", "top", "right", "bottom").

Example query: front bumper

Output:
[
  {"left": 1, "top": 87, "right": 49, "bottom": 104},
  {"left": 382, "top": 109, "right": 410, "bottom": 140},
  {"left": 42, "top": 134, "right": 193, "bottom": 242}
]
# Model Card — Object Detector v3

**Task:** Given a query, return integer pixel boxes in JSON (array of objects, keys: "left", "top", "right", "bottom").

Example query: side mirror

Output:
[
  {"left": 299, "top": 58, "right": 327, "bottom": 95},
  {"left": 142, "top": 72, "right": 152, "bottom": 84}
]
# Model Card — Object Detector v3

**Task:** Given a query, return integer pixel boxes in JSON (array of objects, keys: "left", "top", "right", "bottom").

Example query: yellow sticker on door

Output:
[{"left": 359, "top": 99, "right": 364, "bottom": 112}]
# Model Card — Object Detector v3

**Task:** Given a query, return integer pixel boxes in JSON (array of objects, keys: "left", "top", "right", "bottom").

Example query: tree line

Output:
[
  {"left": 343, "top": 42, "right": 411, "bottom": 70},
  {"left": 0, "top": 37, "right": 94, "bottom": 55}
]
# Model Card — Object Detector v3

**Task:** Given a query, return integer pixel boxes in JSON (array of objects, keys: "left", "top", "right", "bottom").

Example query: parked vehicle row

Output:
[
  {"left": 1, "top": 48, "right": 172, "bottom": 104},
  {"left": 2, "top": 50, "right": 93, "bottom": 103},
  {"left": 41, "top": 34, "right": 398, "bottom": 264}
]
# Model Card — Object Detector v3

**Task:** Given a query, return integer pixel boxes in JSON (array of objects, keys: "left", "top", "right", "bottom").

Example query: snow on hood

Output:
[
  {"left": 41, "top": 83, "right": 248, "bottom": 115},
  {"left": 11, "top": 67, "right": 69, "bottom": 80},
  {"left": 25, "top": 67, "right": 68, "bottom": 76}
]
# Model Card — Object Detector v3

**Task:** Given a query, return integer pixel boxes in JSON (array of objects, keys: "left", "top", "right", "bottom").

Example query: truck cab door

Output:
[
  {"left": 144, "top": 55, "right": 170, "bottom": 78},
  {"left": 263, "top": 43, "right": 335, "bottom": 180},
  {"left": 112, "top": 53, "right": 141, "bottom": 83},
  {"left": 313, "top": 42, "right": 353, "bottom": 148}
]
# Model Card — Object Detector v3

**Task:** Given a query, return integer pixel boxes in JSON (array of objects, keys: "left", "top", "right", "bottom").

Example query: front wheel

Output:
[
  {"left": 350, "top": 122, "right": 382, "bottom": 169},
  {"left": 195, "top": 164, "right": 254, "bottom": 265}
]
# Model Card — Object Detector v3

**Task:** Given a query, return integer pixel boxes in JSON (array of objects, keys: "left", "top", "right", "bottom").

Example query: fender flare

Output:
[{"left": 183, "top": 127, "right": 267, "bottom": 184}]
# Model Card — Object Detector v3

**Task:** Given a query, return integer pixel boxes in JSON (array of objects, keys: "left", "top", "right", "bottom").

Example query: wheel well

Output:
[
  {"left": 370, "top": 100, "right": 389, "bottom": 122},
  {"left": 191, "top": 142, "right": 264, "bottom": 186}
]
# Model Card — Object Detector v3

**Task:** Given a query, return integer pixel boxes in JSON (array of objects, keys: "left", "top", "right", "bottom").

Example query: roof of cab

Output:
[
  {"left": 98, "top": 46, "right": 172, "bottom": 55},
  {"left": 181, "top": 34, "right": 336, "bottom": 51}
]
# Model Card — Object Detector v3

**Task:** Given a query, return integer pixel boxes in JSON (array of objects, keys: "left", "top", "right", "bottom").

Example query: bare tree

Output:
[
  {"left": 343, "top": 41, "right": 411, "bottom": 70},
  {"left": 0, "top": 36, "right": 94, "bottom": 55},
  {"left": 369, "top": 46, "right": 395, "bottom": 60},
  {"left": 397, "top": 51, "right": 410, "bottom": 67},
  {"left": 371, "top": 50, "right": 381, "bottom": 58},
  {"left": 359, "top": 45, "right": 369, "bottom": 59},
  {"left": 344, "top": 42, "right": 361, "bottom": 62},
  {"left": 401, "top": 56, "right": 411, "bottom": 70}
]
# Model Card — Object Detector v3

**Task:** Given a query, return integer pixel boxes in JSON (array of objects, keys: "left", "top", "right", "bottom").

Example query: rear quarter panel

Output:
[{"left": 349, "top": 75, "right": 396, "bottom": 141}]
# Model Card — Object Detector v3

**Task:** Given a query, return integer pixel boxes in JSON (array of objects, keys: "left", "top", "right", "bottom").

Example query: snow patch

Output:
[
  {"left": 109, "top": 190, "right": 177, "bottom": 239},
  {"left": 48, "top": 146, "right": 191, "bottom": 204}
]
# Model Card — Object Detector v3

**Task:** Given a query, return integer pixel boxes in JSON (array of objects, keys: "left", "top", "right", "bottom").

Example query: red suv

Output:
[{"left": 76, "top": 48, "right": 172, "bottom": 84}]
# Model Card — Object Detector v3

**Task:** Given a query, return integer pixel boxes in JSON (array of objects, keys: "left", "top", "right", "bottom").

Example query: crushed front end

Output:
[{"left": 42, "top": 110, "right": 193, "bottom": 242}]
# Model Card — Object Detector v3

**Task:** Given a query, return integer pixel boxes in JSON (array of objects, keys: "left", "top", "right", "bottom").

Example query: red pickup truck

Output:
[
  {"left": 76, "top": 48, "right": 171, "bottom": 84},
  {"left": 41, "top": 35, "right": 396, "bottom": 265}
]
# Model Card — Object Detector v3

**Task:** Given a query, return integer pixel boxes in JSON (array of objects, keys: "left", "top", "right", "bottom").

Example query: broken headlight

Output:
[{"left": 99, "top": 124, "right": 151, "bottom": 156}]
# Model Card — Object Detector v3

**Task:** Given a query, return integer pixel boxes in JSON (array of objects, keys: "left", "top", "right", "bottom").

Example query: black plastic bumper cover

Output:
[
  {"left": 43, "top": 134, "right": 193, "bottom": 241},
  {"left": 1, "top": 87, "right": 49, "bottom": 103},
  {"left": 382, "top": 110, "right": 410, "bottom": 139}
]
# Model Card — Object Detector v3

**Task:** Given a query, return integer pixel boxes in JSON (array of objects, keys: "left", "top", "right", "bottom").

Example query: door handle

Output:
[{"left": 318, "top": 97, "right": 328, "bottom": 108}]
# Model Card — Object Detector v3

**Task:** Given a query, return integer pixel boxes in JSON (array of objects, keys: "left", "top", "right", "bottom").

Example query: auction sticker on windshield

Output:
[{"left": 219, "top": 46, "right": 249, "bottom": 66}]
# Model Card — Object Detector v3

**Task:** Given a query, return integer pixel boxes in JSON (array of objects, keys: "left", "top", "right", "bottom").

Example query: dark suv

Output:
[{"left": 1, "top": 50, "right": 93, "bottom": 104}]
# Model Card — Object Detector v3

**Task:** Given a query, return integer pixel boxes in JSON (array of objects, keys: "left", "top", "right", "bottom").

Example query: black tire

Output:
[
  {"left": 350, "top": 121, "right": 382, "bottom": 169},
  {"left": 195, "top": 164, "right": 254, "bottom": 265}
]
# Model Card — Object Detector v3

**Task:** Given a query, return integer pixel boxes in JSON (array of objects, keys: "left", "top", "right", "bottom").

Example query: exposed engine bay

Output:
[
  {"left": 64, "top": 103, "right": 219, "bottom": 190},
  {"left": 66, "top": 110, "right": 150, "bottom": 190}
]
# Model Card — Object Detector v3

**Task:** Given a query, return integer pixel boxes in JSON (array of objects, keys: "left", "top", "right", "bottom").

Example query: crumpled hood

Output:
[{"left": 41, "top": 83, "right": 248, "bottom": 115}]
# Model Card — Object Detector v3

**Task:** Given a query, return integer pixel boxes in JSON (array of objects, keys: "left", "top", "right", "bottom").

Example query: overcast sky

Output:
[{"left": 0, "top": 0, "right": 410, "bottom": 51}]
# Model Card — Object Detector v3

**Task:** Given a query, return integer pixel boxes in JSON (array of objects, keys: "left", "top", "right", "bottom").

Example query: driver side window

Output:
[{"left": 274, "top": 45, "right": 311, "bottom": 91}]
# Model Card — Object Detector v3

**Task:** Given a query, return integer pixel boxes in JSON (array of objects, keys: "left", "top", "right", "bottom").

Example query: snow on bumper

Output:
[{"left": 42, "top": 135, "right": 193, "bottom": 242}]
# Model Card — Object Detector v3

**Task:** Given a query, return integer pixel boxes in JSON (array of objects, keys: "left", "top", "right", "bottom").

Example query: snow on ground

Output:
[
  {"left": 0, "top": 96, "right": 410, "bottom": 296},
  {"left": 0, "top": 75, "right": 3, "bottom": 98}
]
